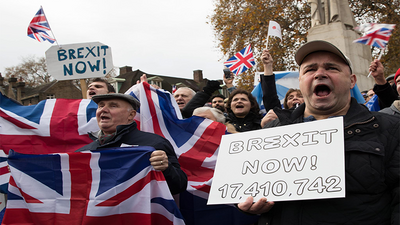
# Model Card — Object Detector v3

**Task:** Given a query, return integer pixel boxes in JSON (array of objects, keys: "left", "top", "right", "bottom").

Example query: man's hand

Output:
[
  {"left": 136, "top": 74, "right": 161, "bottom": 89},
  {"left": 369, "top": 59, "right": 386, "bottom": 85},
  {"left": 150, "top": 150, "right": 168, "bottom": 171},
  {"left": 238, "top": 196, "right": 275, "bottom": 215},
  {"left": 261, "top": 49, "right": 273, "bottom": 75},
  {"left": 261, "top": 109, "right": 278, "bottom": 128}
]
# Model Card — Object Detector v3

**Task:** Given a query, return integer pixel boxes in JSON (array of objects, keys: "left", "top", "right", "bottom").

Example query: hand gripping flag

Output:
[
  {"left": 224, "top": 44, "right": 255, "bottom": 76},
  {"left": 2, "top": 147, "right": 185, "bottom": 225},
  {"left": 353, "top": 23, "right": 396, "bottom": 48},
  {"left": 27, "top": 6, "right": 56, "bottom": 44}
]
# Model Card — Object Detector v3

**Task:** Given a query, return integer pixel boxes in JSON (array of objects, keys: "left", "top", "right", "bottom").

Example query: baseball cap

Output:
[
  {"left": 295, "top": 40, "right": 353, "bottom": 73},
  {"left": 92, "top": 93, "right": 140, "bottom": 110}
]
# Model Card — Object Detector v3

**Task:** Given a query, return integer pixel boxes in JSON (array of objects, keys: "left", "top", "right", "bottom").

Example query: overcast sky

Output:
[{"left": 1, "top": 0, "right": 227, "bottom": 81}]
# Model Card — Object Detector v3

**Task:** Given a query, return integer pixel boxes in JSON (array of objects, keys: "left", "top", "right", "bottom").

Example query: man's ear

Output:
[
  {"left": 128, "top": 110, "right": 137, "bottom": 122},
  {"left": 350, "top": 74, "right": 357, "bottom": 89}
]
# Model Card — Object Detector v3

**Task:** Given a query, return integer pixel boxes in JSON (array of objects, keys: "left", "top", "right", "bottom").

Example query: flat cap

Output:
[{"left": 92, "top": 93, "right": 140, "bottom": 110}]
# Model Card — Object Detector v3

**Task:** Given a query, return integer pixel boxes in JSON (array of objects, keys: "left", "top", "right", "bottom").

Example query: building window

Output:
[
  {"left": 47, "top": 94, "right": 56, "bottom": 99},
  {"left": 150, "top": 81, "right": 162, "bottom": 89}
]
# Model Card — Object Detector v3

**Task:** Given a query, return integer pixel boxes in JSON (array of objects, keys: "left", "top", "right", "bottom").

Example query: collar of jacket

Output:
[
  {"left": 288, "top": 98, "right": 375, "bottom": 127},
  {"left": 88, "top": 121, "right": 137, "bottom": 146}
]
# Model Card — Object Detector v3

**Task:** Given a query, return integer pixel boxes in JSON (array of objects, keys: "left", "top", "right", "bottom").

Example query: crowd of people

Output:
[{"left": 79, "top": 40, "right": 399, "bottom": 224}]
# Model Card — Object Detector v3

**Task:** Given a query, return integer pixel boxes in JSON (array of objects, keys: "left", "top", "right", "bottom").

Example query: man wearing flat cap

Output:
[
  {"left": 239, "top": 40, "right": 399, "bottom": 224},
  {"left": 76, "top": 93, "right": 187, "bottom": 195}
]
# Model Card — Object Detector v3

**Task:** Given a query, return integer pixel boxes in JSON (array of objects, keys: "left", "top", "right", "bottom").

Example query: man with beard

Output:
[
  {"left": 210, "top": 94, "right": 227, "bottom": 113},
  {"left": 238, "top": 40, "right": 399, "bottom": 224}
]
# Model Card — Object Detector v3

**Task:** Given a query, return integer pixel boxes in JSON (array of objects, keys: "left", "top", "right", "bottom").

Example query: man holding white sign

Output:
[{"left": 238, "top": 40, "right": 399, "bottom": 224}]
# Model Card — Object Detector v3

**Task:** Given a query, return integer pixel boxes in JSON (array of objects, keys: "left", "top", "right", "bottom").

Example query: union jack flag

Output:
[
  {"left": 0, "top": 84, "right": 259, "bottom": 224},
  {"left": 3, "top": 147, "right": 185, "bottom": 225},
  {"left": 27, "top": 6, "right": 56, "bottom": 44},
  {"left": 224, "top": 44, "right": 255, "bottom": 76},
  {"left": 126, "top": 83, "right": 259, "bottom": 224},
  {"left": 353, "top": 23, "right": 396, "bottom": 48},
  {"left": 0, "top": 93, "right": 98, "bottom": 155}
]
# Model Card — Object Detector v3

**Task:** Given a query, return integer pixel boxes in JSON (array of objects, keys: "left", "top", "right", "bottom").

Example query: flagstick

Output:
[
  {"left": 265, "top": 35, "right": 270, "bottom": 50},
  {"left": 80, "top": 79, "right": 88, "bottom": 99},
  {"left": 41, "top": 5, "right": 60, "bottom": 48},
  {"left": 367, "top": 48, "right": 385, "bottom": 77}
]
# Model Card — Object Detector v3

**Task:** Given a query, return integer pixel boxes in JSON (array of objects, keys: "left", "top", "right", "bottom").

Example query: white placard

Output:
[
  {"left": 208, "top": 117, "right": 345, "bottom": 205},
  {"left": 45, "top": 42, "right": 113, "bottom": 81}
]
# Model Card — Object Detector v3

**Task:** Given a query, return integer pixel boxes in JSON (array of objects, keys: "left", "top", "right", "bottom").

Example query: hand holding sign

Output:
[{"left": 208, "top": 117, "right": 345, "bottom": 205}]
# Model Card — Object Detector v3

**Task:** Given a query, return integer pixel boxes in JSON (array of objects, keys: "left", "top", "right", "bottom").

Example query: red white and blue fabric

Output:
[
  {"left": 3, "top": 147, "right": 185, "bottom": 225},
  {"left": 126, "top": 83, "right": 259, "bottom": 224},
  {"left": 353, "top": 23, "right": 396, "bottom": 48},
  {"left": 224, "top": 44, "right": 255, "bottom": 76},
  {"left": 0, "top": 93, "right": 98, "bottom": 155},
  {"left": 27, "top": 6, "right": 56, "bottom": 44}
]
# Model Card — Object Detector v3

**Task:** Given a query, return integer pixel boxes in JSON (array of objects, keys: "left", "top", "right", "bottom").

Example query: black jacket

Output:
[
  {"left": 76, "top": 122, "right": 188, "bottom": 195},
  {"left": 261, "top": 98, "right": 399, "bottom": 225},
  {"left": 227, "top": 111, "right": 261, "bottom": 132}
]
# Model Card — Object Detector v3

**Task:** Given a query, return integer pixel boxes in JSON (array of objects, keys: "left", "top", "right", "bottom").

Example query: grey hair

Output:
[
  {"left": 193, "top": 107, "right": 226, "bottom": 123},
  {"left": 175, "top": 87, "right": 196, "bottom": 98}
]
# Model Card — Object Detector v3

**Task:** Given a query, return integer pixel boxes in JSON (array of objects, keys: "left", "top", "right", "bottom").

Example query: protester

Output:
[
  {"left": 364, "top": 88, "right": 375, "bottom": 103},
  {"left": 210, "top": 94, "right": 227, "bottom": 113},
  {"left": 380, "top": 70, "right": 400, "bottom": 117},
  {"left": 369, "top": 59, "right": 399, "bottom": 108},
  {"left": 238, "top": 40, "right": 399, "bottom": 224},
  {"left": 76, "top": 93, "right": 188, "bottom": 195},
  {"left": 86, "top": 78, "right": 115, "bottom": 99},
  {"left": 174, "top": 87, "right": 196, "bottom": 110},
  {"left": 180, "top": 80, "right": 221, "bottom": 118},
  {"left": 225, "top": 89, "right": 261, "bottom": 132},
  {"left": 259, "top": 49, "right": 304, "bottom": 127}
]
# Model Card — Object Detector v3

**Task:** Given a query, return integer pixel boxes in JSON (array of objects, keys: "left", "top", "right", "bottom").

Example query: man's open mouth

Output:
[
  {"left": 89, "top": 91, "right": 96, "bottom": 96},
  {"left": 314, "top": 84, "right": 331, "bottom": 97}
]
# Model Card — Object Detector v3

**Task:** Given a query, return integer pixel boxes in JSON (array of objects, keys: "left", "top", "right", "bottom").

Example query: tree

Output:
[
  {"left": 4, "top": 56, "right": 53, "bottom": 87},
  {"left": 210, "top": 0, "right": 400, "bottom": 91}
]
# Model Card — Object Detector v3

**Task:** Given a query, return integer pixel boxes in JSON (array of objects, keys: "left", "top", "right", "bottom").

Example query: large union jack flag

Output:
[
  {"left": 0, "top": 93, "right": 98, "bottom": 155},
  {"left": 3, "top": 147, "right": 185, "bottom": 225},
  {"left": 224, "top": 44, "right": 255, "bottom": 76},
  {"left": 27, "top": 6, "right": 56, "bottom": 44},
  {"left": 353, "top": 23, "right": 396, "bottom": 48}
]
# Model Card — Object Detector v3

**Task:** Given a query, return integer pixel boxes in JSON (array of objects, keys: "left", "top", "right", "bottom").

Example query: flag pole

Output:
[
  {"left": 367, "top": 48, "right": 385, "bottom": 77},
  {"left": 41, "top": 6, "right": 60, "bottom": 48},
  {"left": 266, "top": 35, "right": 270, "bottom": 50}
]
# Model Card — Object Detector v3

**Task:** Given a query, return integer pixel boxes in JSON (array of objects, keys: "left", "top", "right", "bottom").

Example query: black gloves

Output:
[{"left": 203, "top": 80, "right": 221, "bottom": 95}]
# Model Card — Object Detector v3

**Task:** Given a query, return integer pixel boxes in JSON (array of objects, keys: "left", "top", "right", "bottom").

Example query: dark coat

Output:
[
  {"left": 260, "top": 98, "right": 399, "bottom": 225},
  {"left": 76, "top": 122, "right": 188, "bottom": 195},
  {"left": 227, "top": 111, "right": 261, "bottom": 132}
]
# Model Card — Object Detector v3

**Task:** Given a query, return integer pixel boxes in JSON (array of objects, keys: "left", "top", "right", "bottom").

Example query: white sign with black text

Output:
[{"left": 208, "top": 117, "right": 345, "bottom": 205}]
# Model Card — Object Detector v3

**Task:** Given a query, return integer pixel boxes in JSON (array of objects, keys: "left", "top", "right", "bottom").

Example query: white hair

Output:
[
  {"left": 193, "top": 107, "right": 226, "bottom": 123},
  {"left": 174, "top": 87, "right": 196, "bottom": 98}
]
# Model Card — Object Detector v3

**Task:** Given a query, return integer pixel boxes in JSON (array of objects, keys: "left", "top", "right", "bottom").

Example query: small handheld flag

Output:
[
  {"left": 224, "top": 44, "right": 255, "bottom": 76},
  {"left": 353, "top": 23, "right": 396, "bottom": 49},
  {"left": 353, "top": 23, "right": 396, "bottom": 77},
  {"left": 27, "top": 6, "right": 56, "bottom": 44},
  {"left": 266, "top": 20, "right": 282, "bottom": 48}
]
